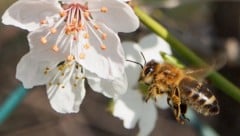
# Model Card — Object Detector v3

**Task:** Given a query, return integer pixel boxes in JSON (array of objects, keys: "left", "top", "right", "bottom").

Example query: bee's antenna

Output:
[
  {"left": 126, "top": 59, "right": 144, "bottom": 69},
  {"left": 140, "top": 52, "right": 147, "bottom": 65}
]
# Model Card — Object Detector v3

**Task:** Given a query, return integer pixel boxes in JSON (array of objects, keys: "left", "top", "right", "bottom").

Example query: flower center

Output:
[{"left": 40, "top": 2, "right": 109, "bottom": 60}]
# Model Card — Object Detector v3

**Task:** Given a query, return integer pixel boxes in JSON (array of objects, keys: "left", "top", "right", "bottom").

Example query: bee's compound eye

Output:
[{"left": 144, "top": 67, "right": 154, "bottom": 75}]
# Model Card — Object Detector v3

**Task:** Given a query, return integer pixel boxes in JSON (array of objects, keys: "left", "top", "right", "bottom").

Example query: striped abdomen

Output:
[{"left": 179, "top": 77, "right": 220, "bottom": 116}]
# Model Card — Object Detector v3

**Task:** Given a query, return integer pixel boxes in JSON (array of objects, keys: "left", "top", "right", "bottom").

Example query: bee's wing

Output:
[
  {"left": 185, "top": 53, "right": 227, "bottom": 80},
  {"left": 185, "top": 67, "right": 214, "bottom": 81}
]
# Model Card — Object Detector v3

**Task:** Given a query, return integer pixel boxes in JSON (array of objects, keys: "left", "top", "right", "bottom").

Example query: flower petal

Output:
[
  {"left": 16, "top": 52, "right": 58, "bottom": 88},
  {"left": 47, "top": 77, "right": 86, "bottom": 113},
  {"left": 88, "top": 0, "right": 139, "bottom": 33},
  {"left": 113, "top": 90, "right": 143, "bottom": 129},
  {"left": 122, "top": 42, "right": 143, "bottom": 87},
  {"left": 2, "top": 0, "right": 61, "bottom": 31},
  {"left": 140, "top": 34, "right": 172, "bottom": 62},
  {"left": 76, "top": 23, "right": 125, "bottom": 79},
  {"left": 86, "top": 70, "right": 128, "bottom": 98},
  {"left": 138, "top": 100, "right": 157, "bottom": 136}
]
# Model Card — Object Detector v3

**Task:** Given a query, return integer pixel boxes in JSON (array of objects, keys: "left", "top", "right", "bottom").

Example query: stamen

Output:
[
  {"left": 84, "top": 12, "right": 90, "bottom": 18},
  {"left": 40, "top": 20, "right": 48, "bottom": 25},
  {"left": 60, "top": 11, "right": 67, "bottom": 18},
  {"left": 79, "top": 53, "right": 85, "bottom": 59},
  {"left": 84, "top": 43, "right": 90, "bottom": 49},
  {"left": 101, "top": 33, "right": 107, "bottom": 40},
  {"left": 84, "top": 33, "right": 89, "bottom": 39},
  {"left": 50, "top": 28, "right": 57, "bottom": 34},
  {"left": 94, "top": 24, "right": 100, "bottom": 30},
  {"left": 41, "top": 37, "right": 47, "bottom": 44},
  {"left": 100, "top": 7, "right": 108, "bottom": 13},
  {"left": 67, "top": 55, "right": 74, "bottom": 61},
  {"left": 52, "top": 45, "right": 59, "bottom": 52},
  {"left": 100, "top": 44, "right": 107, "bottom": 50}
]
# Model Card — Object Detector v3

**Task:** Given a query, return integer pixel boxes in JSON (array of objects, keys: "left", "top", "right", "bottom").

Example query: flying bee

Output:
[{"left": 128, "top": 55, "right": 220, "bottom": 124}]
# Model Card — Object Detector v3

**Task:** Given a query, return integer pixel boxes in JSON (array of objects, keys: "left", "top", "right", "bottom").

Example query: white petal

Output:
[
  {"left": 86, "top": 70, "right": 128, "bottom": 98},
  {"left": 16, "top": 52, "right": 57, "bottom": 88},
  {"left": 122, "top": 42, "right": 143, "bottom": 87},
  {"left": 138, "top": 101, "right": 157, "bottom": 136},
  {"left": 113, "top": 90, "right": 143, "bottom": 129},
  {"left": 139, "top": 34, "right": 172, "bottom": 62},
  {"left": 155, "top": 93, "right": 169, "bottom": 109},
  {"left": 2, "top": 0, "right": 61, "bottom": 31},
  {"left": 88, "top": 0, "right": 139, "bottom": 33},
  {"left": 76, "top": 23, "right": 124, "bottom": 79},
  {"left": 47, "top": 77, "right": 86, "bottom": 113},
  {"left": 27, "top": 25, "right": 68, "bottom": 62}
]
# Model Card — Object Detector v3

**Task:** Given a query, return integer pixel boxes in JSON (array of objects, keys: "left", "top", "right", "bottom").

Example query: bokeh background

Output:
[{"left": 0, "top": 0, "right": 240, "bottom": 136}]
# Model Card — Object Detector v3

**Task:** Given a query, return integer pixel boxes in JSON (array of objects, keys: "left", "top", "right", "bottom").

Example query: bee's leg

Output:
[
  {"left": 167, "top": 97, "right": 173, "bottom": 108},
  {"left": 180, "top": 103, "right": 190, "bottom": 122},
  {"left": 145, "top": 84, "right": 165, "bottom": 102},
  {"left": 171, "top": 88, "right": 185, "bottom": 124}
]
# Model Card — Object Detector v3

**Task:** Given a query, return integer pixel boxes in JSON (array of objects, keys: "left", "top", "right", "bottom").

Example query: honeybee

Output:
[{"left": 138, "top": 60, "right": 220, "bottom": 124}]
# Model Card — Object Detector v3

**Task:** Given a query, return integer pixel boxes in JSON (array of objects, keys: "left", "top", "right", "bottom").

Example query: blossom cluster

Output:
[
  {"left": 2, "top": 0, "right": 139, "bottom": 113},
  {"left": 3, "top": 0, "right": 173, "bottom": 135}
]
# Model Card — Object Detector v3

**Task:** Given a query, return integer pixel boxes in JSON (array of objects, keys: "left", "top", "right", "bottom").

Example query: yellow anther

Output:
[
  {"left": 40, "top": 20, "right": 47, "bottom": 25},
  {"left": 72, "top": 18, "right": 77, "bottom": 24},
  {"left": 84, "top": 43, "right": 90, "bottom": 49},
  {"left": 67, "top": 55, "right": 74, "bottom": 61},
  {"left": 100, "top": 7, "right": 108, "bottom": 13},
  {"left": 101, "top": 33, "right": 107, "bottom": 40},
  {"left": 48, "top": 82, "right": 52, "bottom": 86},
  {"left": 100, "top": 45, "right": 107, "bottom": 50},
  {"left": 50, "top": 28, "right": 57, "bottom": 34},
  {"left": 41, "top": 37, "right": 47, "bottom": 44},
  {"left": 79, "top": 53, "right": 85, "bottom": 59},
  {"left": 84, "top": 12, "right": 90, "bottom": 18},
  {"left": 94, "top": 24, "right": 100, "bottom": 30},
  {"left": 52, "top": 45, "right": 59, "bottom": 52},
  {"left": 84, "top": 33, "right": 89, "bottom": 39},
  {"left": 60, "top": 11, "right": 67, "bottom": 17},
  {"left": 73, "top": 83, "right": 77, "bottom": 87}
]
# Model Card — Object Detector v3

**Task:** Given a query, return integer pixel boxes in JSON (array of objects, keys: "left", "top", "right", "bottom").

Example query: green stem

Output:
[{"left": 134, "top": 7, "right": 240, "bottom": 103}]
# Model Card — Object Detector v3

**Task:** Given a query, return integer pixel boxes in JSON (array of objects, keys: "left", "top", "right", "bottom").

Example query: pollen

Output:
[
  {"left": 50, "top": 28, "right": 57, "bottom": 34},
  {"left": 60, "top": 11, "right": 67, "bottom": 17},
  {"left": 84, "top": 43, "right": 90, "bottom": 49},
  {"left": 101, "top": 33, "right": 107, "bottom": 40},
  {"left": 67, "top": 55, "right": 74, "bottom": 61},
  {"left": 100, "top": 7, "right": 108, "bottom": 13},
  {"left": 100, "top": 44, "right": 107, "bottom": 50},
  {"left": 84, "top": 33, "right": 89, "bottom": 39},
  {"left": 40, "top": 20, "right": 47, "bottom": 25},
  {"left": 94, "top": 24, "right": 100, "bottom": 30},
  {"left": 79, "top": 53, "right": 85, "bottom": 59},
  {"left": 52, "top": 45, "right": 59, "bottom": 52},
  {"left": 41, "top": 37, "right": 47, "bottom": 44},
  {"left": 84, "top": 12, "right": 90, "bottom": 18}
]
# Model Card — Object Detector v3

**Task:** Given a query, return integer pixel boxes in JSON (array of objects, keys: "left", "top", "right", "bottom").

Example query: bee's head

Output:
[{"left": 139, "top": 60, "right": 158, "bottom": 84}]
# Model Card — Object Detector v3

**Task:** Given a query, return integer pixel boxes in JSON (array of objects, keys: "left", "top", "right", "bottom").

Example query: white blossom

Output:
[{"left": 2, "top": 0, "right": 139, "bottom": 79}]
